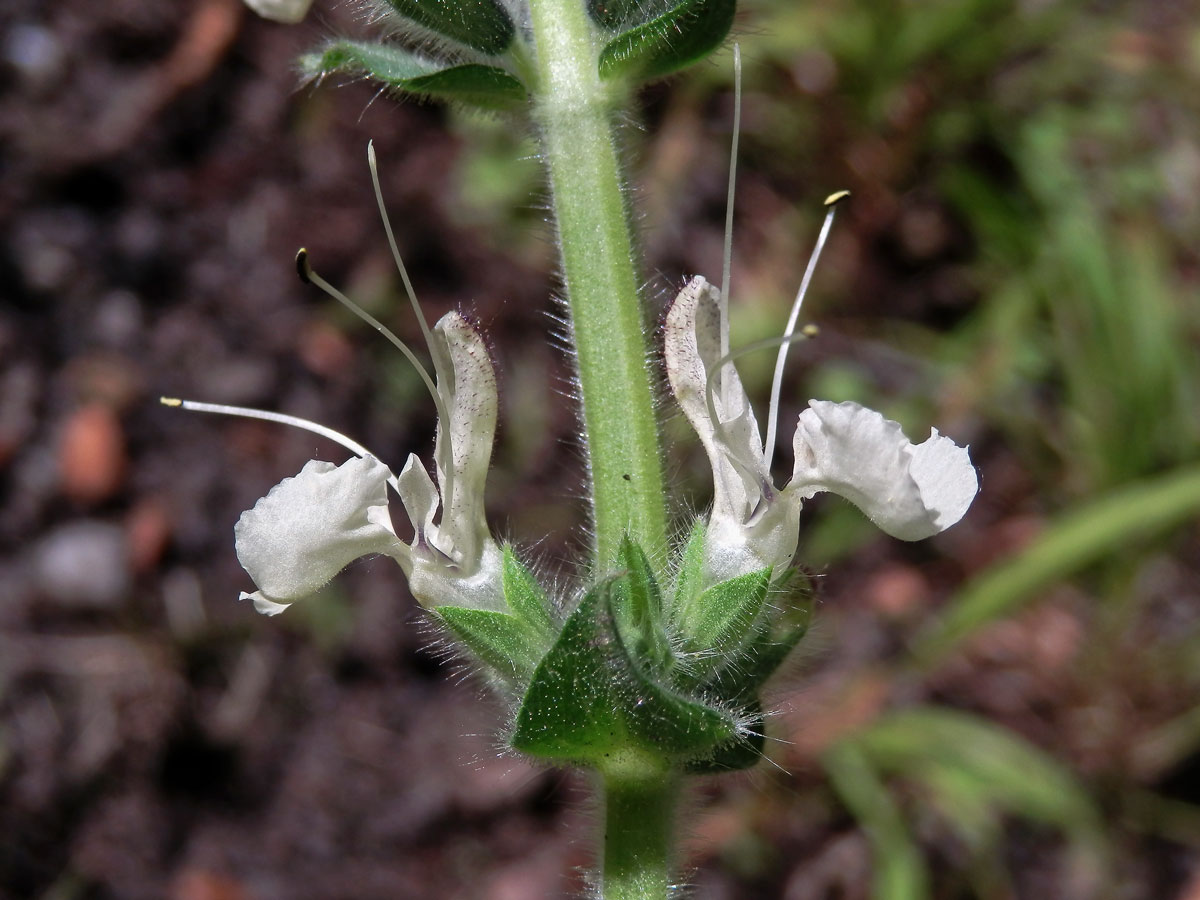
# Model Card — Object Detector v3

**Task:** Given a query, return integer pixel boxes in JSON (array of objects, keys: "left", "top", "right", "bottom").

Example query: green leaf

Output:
[
  {"left": 301, "top": 41, "right": 526, "bottom": 110},
  {"left": 380, "top": 0, "right": 516, "bottom": 55},
  {"left": 598, "top": 0, "right": 736, "bottom": 83},
  {"left": 911, "top": 464, "right": 1200, "bottom": 666},
  {"left": 511, "top": 582, "right": 622, "bottom": 760},
  {"left": 512, "top": 576, "right": 735, "bottom": 764},
  {"left": 839, "top": 708, "right": 1107, "bottom": 887},
  {"left": 854, "top": 708, "right": 1101, "bottom": 835},
  {"left": 502, "top": 546, "right": 554, "bottom": 639},
  {"left": 613, "top": 537, "right": 673, "bottom": 673},
  {"left": 824, "top": 742, "right": 931, "bottom": 900},
  {"left": 435, "top": 607, "right": 544, "bottom": 687}
]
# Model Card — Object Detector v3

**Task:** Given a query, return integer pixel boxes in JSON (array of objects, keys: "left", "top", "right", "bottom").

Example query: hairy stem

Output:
[
  {"left": 527, "top": 0, "right": 668, "bottom": 567},
  {"left": 600, "top": 767, "right": 677, "bottom": 900}
]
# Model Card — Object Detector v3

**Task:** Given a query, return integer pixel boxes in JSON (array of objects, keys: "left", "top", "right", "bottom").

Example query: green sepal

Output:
[
  {"left": 678, "top": 566, "right": 772, "bottom": 657},
  {"left": 502, "top": 545, "right": 555, "bottom": 640},
  {"left": 379, "top": 0, "right": 516, "bottom": 55},
  {"left": 686, "top": 700, "right": 764, "bottom": 773},
  {"left": 512, "top": 575, "right": 736, "bottom": 764},
  {"left": 435, "top": 607, "right": 545, "bottom": 689},
  {"left": 670, "top": 517, "right": 706, "bottom": 621},
  {"left": 301, "top": 41, "right": 526, "bottom": 110},
  {"left": 682, "top": 570, "right": 813, "bottom": 772},
  {"left": 597, "top": 0, "right": 736, "bottom": 83},
  {"left": 707, "top": 568, "right": 813, "bottom": 695},
  {"left": 612, "top": 537, "right": 674, "bottom": 675}
]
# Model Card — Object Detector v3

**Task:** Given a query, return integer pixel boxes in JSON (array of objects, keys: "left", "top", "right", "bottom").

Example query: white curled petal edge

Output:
[
  {"left": 234, "top": 456, "right": 407, "bottom": 616},
  {"left": 396, "top": 452, "right": 439, "bottom": 548},
  {"left": 788, "top": 400, "right": 977, "bottom": 541}
]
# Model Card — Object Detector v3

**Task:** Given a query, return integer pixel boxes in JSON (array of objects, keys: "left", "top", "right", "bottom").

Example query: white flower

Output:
[
  {"left": 230, "top": 310, "right": 503, "bottom": 615},
  {"left": 164, "top": 144, "right": 505, "bottom": 616},
  {"left": 242, "top": 0, "right": 314, "bottom": 24},
  {"left": 664, "top": 275, "right": 977, "bottom": 585}
]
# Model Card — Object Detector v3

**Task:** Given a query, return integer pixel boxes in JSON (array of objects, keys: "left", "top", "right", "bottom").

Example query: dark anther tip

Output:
[{"left": 295, "top": 248, "right": 312, "bottom": 284}]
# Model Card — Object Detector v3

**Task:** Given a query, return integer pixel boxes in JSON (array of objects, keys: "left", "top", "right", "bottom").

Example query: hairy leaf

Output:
[
  {"left": 302, "top": 41, "right": 526, "bottom": 109},
  {"left": 598, "top": 0, "right": 736, "bottom": 82},
  {"left": 512, "top": 576, "right": 734, "bottom": 764},
  {"left": 379, "top": 0, "right": 515, "bottom": 55}
]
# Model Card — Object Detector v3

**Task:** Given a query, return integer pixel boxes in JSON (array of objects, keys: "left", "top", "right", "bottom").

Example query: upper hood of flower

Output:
[
  {"left": 665, "top": 276, "right": 802, "bottom": 582},
  {"left": 665, "top": 277, "right": 772, "bottom": 525},
  {"left": 392, "top": 310, "right": 504, "bottom": 609},
  {"left": 422, "top": 310, "right": 498, "bottom": 570}
]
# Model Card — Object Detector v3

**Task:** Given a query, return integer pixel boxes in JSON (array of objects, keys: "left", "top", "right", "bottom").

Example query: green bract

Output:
[
  {"left": 301, "top": 40, "right": 526, "bottom": 109},
  {"left": 586, "top": 0, "right": 677, "bottom": 30},
  {"left": 497, "top": 529, "right": 811, "bottom": 772},
  {"left": 378, "top": 0, "right": 516, "bottom": 55},
  {"left": 301, "top": 0, "right": 737, "bottom": 114},
  {"left": 511, "top": 567, "right": 736, "bottom": 765},
  {"left": 597, "top": 0, "right": 736, "bottom": 82}
]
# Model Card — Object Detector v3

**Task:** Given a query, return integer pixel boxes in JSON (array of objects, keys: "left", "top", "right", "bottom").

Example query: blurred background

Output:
[{"left": 2, "top": 0, "right": 1199, "bottom": 897}]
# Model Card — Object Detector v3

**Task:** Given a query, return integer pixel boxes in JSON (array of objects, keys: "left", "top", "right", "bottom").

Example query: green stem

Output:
[
  {"left": 526, "top": 0, "right": 668, "bottom": 566},
  {"left": 600, "top": 769, "right": 677, "bottom": 899}
]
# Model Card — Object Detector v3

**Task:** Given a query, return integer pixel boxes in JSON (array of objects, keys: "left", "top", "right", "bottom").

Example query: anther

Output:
[
  {"left": 297, "top": 252, "right": 450, "bottom": 447},
  {"left": 296, "top": 247, "right": 312, "bottom": 284}
]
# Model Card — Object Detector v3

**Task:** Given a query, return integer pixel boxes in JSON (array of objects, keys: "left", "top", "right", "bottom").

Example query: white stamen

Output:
[
  {"left": 367, "top": 141, "right": 436, "bottom": 354},
  {"left": 719, "top": 44, "right": 742, "bottom": 410},
  {"left": 297, "top": 252, "right": 457, "bottom": 515},
  {"left": 159, "top": 397, "right": 401, "bottom": 493},
  {"left": 763, "top": 192, "right": 846, "bottom": 469},
  {"left": 703, "top": 329, "right": 819, "bottom": 491}
]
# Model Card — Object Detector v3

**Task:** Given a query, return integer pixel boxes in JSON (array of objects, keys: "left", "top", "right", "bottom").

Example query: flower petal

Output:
[
  {"left": 426, "top": 311, "right": 498, "bottom": 571},
  {"left": 396, "top": 452, "right": 439, "bottom": 545},
  {"left": 234, "top": 456, "right": 405, "bottom": 612},
  {"left": 665, "top": 276, "right": 771, "bottom": 525},
  {"left": 239, "top": 591, "right": 292, "bottom": 617},
  {"left": 405, "top": 536, "right": 505, "bottom": 612},
  {"left": 789, "top": 400, "right": 977, "bottom": 541},
  {"left": 242, "top": 0, "right": 313, "bottom": 24},
  {"left": 703, "top": 495, "right": 803, "bottom": 585}
]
